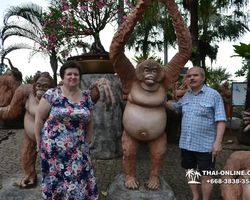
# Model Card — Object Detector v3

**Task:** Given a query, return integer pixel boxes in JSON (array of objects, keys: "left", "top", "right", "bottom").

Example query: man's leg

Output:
[
  {"left": 197, "top": 152, "right": 215, "bottom": 200},
  {"left": 201, "top": 175, "right": 213, "bottom": 200},
  {"left": 185, "top": 169, "right": 200, "bottom": 200},
  {"left": 181, "top": 149, "right": 200, "bottom": 200}
]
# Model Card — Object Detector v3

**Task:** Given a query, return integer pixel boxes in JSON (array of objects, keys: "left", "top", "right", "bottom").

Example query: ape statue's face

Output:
[
  {"left": 35, "top": 77, "right": 51, "bottom": 100},
  {"left": 143, "top": 67, "right": 158, "bottom": 85},
  {"left": 135, "top": 59, "right": 164, "bottom": 91}
]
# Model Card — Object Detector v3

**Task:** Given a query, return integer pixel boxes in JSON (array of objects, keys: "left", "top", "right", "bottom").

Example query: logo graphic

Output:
[{"left": 186, "top": 169, "right": 201, "bottom": 184}]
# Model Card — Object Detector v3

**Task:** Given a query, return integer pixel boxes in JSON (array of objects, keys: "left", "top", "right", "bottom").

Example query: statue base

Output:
[
  {"left": 106, "top": 173, "right": 176, "bottom": 200},
  {"left": 0, "top": 173, "right": 42, "bottom": 200}
]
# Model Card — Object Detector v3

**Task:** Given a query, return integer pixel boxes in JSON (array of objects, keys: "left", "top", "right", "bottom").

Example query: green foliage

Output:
[
  {"left": 44, "top": 0, "right": 130, "bottom": 54},
  {"left": 205, "top": 66, "right": 232, "bottom": 90},
  {"left": 23, "top": 70, "right": 42, "bottom": 84},
  {"left": 132, "top": 52, "right": 163, "bottom": 65},
  {"left": 232, "top": 42, "right": 250, "bottom": 79}
]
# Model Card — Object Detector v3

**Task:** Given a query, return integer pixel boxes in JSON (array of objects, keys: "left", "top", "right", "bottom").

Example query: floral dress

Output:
[{"left": 40, "top": 87, "right": 98, "bottom": 200}]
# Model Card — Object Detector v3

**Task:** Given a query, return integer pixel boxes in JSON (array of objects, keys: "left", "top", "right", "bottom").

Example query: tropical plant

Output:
[
  {"left": 205, "top": 66, "right": 232, "bottom": 90},
  {"left": 232, "top": 42, "right": 250, "bottom": 110},
  {"left": 232, "top": 41, "right": 250, "bottom": 143},
  {"left": 125, "top": 0, "right": 181, "bottom": 63},
  {"left": 132, "top": 52, "right": 163, "bottom": 65},
  {"left": 0, "top": 3, "right": 60, "bottom": 84},
  {"left": 183, "top": 0, "right": 250, "bottom": 69},
  {"left": 23, "top": 70, "right": 42, "bottom": 84},
  {"left": 43, "top": 0, "right": 133, "bottom": 55}
]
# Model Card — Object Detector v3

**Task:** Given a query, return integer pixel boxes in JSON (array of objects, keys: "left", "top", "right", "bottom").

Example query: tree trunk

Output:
[
  {"left": 190, "top": 0, "right": 200, "bottom": 67},
  {"left": 49, "top": 48, "right": 58, "bottom": 86},
  {"left": 89, "top": 33, "right": 107, "bottom": 54}
]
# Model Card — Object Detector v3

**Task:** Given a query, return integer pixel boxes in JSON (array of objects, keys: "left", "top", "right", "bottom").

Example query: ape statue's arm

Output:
[
  {"left": 88, "top": 78, "right": 117, "bottom": 111},
  {"left": 110, "top": 0, "right": 153, "bottom": 98},
  {"left": 161, "top": 0, "right": 192, "bottom": 89},
  {"left": 0, "top": 75, "right": 20, "bottom": 107},
  {"left": 0, "top": 84, "right": 32, "bottom": 119}
]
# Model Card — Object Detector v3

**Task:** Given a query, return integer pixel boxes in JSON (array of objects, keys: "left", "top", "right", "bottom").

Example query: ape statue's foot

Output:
[
  {"left": 124, "top": 176, "right": 139, "bottom": 189},
  {"left": 146, "top": 176, "right": 160, "bottom": 190},
  {"left": 15, "top": 175, "right": 37, "bottom": 187}
]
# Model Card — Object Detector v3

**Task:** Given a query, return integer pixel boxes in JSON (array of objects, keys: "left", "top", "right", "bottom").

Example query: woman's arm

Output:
[
  {"left": 86, "top": 110, "right": 94, "bottom": 144},
  {"left": 35, "top": 98, "right": 52, "bottom": 152}
]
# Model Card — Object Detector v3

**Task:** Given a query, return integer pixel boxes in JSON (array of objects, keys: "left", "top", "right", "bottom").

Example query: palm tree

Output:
[
  {"left": 0, "top": 3, "right": 60, "bottom": 84},
  {"left": 206, "top": 66, "right": 232, "bottom": 90},
  {"left": 0, "top": 3, "right": 90, "bottom": 85},
  {"left": 126, "top": 1, "right": 164, "bottom": 59},
  {"left": 183, "top": 0, "right": 249, "bottom": 69}
]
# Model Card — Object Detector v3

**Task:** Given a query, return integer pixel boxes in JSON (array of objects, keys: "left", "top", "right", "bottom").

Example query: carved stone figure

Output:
[
  {"left": 109, "top": 0, "right": 192, "bottom": 190},
  {"left": 80, "top": 74, "right": 124, "bottom": 159},
  {"left": 220, "top": 151, "right": 250, "bottom": 200},
  {"left": 171, "top": 76, "right": 190, "bottom": 101},
  {"left": 0, "top": 72, "right": 115, "bottom": 187},
  {"left": 218, "top": 82, "right": 231, "bottom": 118},
  {"left": 0, "top": 58, "right": 22, "bottom": 107}
]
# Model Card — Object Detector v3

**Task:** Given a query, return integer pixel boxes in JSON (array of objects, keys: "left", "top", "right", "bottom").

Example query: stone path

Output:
[{"left": 0, "top": 129, "right": 249, "bottom": 200}]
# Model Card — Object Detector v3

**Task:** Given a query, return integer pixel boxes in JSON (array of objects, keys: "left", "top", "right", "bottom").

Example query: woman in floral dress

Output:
[{"left": 35, "top": 61, "right": 98, "bottom": 200}]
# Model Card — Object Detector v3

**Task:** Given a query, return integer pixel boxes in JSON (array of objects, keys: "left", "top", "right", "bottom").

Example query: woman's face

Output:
[{"left": 63, "top": 68, "right": 80, "bottom": 88}]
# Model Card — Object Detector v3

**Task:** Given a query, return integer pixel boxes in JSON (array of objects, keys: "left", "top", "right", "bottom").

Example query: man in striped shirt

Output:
[{"left": 165, "top": 66, "right": 226, "bottom": 200}]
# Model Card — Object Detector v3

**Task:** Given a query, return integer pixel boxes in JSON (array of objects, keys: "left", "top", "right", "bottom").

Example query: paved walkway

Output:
[{"left": 0, "top": 129, "right": 249, "bottom": 200}]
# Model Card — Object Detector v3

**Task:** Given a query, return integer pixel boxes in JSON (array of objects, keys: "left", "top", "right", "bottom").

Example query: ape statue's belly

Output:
[{"left": 123, "top": 101, "right": 167, "bottom": 141}]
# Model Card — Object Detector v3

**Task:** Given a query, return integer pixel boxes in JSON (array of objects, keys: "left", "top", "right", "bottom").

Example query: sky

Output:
[{"left": 0, "top": 0, "right": 249, "bottom": 82}]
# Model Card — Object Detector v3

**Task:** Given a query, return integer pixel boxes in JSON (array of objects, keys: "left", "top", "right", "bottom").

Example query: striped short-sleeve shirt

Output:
[{"left": 174, "top": 85, "right": 226, "bottom": 152}]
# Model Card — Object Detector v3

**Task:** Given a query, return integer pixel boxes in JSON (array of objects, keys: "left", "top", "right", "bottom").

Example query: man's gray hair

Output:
[{"left": 187, "top": 66, "right": 205, "bottom": 77}]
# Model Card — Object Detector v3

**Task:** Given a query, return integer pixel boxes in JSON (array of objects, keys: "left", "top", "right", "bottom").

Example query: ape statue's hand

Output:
[{"left": 89, "top": 78, "right": 117, "bottom": 111}]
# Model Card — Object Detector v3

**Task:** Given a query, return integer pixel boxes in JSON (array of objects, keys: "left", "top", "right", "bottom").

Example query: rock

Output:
[
  {"left": 226, "top": 117, "right": 242, "bottom": 130},
  {"left": 0, "top": 173, "right": 42, "bottom": 200},
  {"left": 106, "top": 173, "right": 176, "bottom": 200},
  {"left": 80, "top": 74, "right": 124, "bottom": 159}
]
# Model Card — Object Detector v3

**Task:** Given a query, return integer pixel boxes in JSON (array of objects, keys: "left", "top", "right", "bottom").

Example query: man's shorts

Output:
[{"left": 181, "top": 149, "right": 215, "bottom": 175}]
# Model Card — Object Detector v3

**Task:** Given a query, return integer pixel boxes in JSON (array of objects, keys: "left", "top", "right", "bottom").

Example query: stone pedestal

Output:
[
  {"left": 106, "top": 173, "right": 176, "bottom": 200},
  {"left": 80, "top": 74, "right": 124, "bottom": 159},
  {"left": 0, "top": 173, "right": 42, "bottom": 200}
]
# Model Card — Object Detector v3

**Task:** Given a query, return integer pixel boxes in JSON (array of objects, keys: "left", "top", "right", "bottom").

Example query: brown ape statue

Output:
[
  {"left": 171, "top": 76, "right": 190, "bottom": 101},
  {"left": 0, "top": 72, "right": 115, "bottom": 187},
  {"left": 0, "top": 58, "right": 22, "bottom": 106},
  {"left": 220, "top": 151, "right": 250, "bottom": 200},
  {"left": 218, "top": 82, "right": 231, "bottom": 118},
  {"left": 109, "top": 0, "right": 192, "bottom": 190}
]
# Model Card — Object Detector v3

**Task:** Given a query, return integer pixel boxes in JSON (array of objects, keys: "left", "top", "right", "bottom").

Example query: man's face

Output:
[{"left": 186, "top": 67, "right": 205, "bottom": 91}]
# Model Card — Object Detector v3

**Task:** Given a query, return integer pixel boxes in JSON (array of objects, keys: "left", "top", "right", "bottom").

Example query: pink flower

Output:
[
  {"left": 87, "top": 29, "right": 92, "bottom": 34},
  {"left": 68, "top": 25, "right": 74, "bottom": 30},
  {"left": 122, "top": 15, "right": 127, "bottom": 21},
  {"left": 81, "top": 5, "right": 88, "bottom": 10},
  {"left": 61, "top": 16, "right": 66, "bottom": 23}
]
